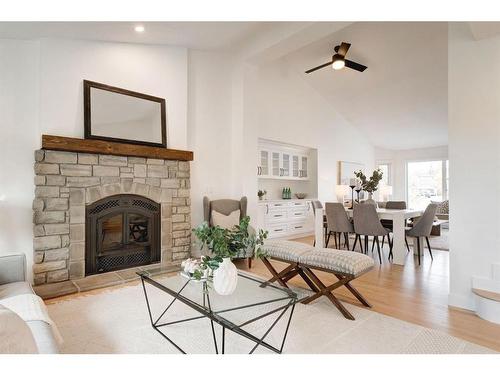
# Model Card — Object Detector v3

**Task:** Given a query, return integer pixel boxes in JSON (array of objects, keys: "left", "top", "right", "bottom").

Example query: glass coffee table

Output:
[{"left": 137, "top": 266, "right": 305, "bottom": 354}]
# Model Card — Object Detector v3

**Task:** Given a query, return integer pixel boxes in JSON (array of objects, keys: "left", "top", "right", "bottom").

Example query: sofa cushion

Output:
[
  {"left": 0, "top": 281, "right": 33, "bottom": 300},
  {"left": 262, "top": 240, "right": 313, "bottom": 262},
  {"left": 26, "top": 321, "right": 60, "bottom": 354},
  {"left": 299, "top": 249, "right": 375, "bottom": 277},
  {"left": 0, "top": 305, "right": 38, "bottom": 354}
]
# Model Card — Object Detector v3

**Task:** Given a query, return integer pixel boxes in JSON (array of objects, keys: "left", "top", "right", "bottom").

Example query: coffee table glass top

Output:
[
  {"left": 137, "top": 266, "right": 309, "bottom": 353},
  {"left": 137, "top": 266, "right": 306, "bottom": 328}
]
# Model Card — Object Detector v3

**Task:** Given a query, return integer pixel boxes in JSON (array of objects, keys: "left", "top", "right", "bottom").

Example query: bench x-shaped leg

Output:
[
  {"left": 300, "top": 267, "right": 356, "bottom": 320},
  {"left": 260, "top": 258, "right": 320, "bottom": 294},
  {"left": 260, "top": 258, "right": 297, "bottom": 288}
]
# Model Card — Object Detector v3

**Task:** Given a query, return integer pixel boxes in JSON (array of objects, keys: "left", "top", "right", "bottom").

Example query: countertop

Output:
[{"left": 257, "top": 198, "right": 316, "bottom": 204}]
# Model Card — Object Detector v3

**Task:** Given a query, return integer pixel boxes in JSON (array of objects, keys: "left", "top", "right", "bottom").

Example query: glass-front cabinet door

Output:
[
  {"left": 300, "top": 156, "right": 308, "bottom": 178},
  {"left": 282, "top": 153, "right": 290, "bottom": 177},
  {"left": 259, "top": 150, "right": 269, "bottom": 177},
  {"left": 292, "top": 155, "right": 299, "bottom": 177},
  {"left": 272, "top": 152, "right": 281, "bottom": 177}
]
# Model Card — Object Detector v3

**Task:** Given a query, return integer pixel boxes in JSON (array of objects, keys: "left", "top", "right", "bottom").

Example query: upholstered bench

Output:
[{"left": 260, "top": 240, "right": 375, "bottom": 320}]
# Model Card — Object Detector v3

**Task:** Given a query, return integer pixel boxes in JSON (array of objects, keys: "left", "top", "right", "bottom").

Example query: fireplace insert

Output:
[{"left": 85, "top": 194, "right": 161, "bottom": 275}]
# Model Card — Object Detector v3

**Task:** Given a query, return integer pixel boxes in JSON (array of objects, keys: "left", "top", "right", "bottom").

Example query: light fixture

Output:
[
  {"left": 331, "top": 54, "right": 345, "bottom": 70},
  {"left": 335, "top": 184, "right": 350, "bottom": 203},
  {"left": 134, "top": 25, "right": 145, "bottom": 33}
]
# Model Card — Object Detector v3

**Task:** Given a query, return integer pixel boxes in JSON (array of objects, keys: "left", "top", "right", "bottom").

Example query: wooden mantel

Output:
[{"left": 42, "top": 135, "right": 194, "bottom": 161}]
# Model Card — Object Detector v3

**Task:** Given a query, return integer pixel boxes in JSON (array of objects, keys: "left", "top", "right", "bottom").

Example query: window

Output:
[
  {"left": 377, "top": 163, "right": 391, "bottom": 186},
  {"left": 406, "top": 160, "right": 449, "bottom": 210}
]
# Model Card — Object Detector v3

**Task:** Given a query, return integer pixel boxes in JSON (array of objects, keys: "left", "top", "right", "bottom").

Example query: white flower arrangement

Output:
[{"left": 181, "top": 257, "right": 210, "bottom": 280}]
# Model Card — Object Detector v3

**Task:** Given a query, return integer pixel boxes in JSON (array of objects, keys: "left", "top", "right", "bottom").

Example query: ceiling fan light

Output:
[{"left": 332, "top": 54, "right": 345, "bottom": 70}]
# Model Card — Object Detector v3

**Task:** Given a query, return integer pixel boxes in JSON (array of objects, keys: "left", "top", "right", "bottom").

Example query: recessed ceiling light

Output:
[{"left": 134, "top": 25, "right": 145, "bottom": 33}]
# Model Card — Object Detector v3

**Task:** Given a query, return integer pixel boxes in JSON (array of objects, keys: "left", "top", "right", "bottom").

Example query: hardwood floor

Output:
[{"left": 234, "top": 235, "right": 500, "bottom": 352}]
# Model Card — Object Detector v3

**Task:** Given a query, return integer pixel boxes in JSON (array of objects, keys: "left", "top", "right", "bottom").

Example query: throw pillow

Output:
[
  {"left": 0, "top": 305, "right": 38, "bottom": 354},
  {"left": 431, "top": 200, "right": 449, "bottom": 214},
  {"left": 212, "top": 209, "right": 240, "bottom": 229}
]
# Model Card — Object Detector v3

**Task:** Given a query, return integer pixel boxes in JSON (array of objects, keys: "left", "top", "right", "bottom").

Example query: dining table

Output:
[{"left": 314, "top": 207, "right": 423, "bottom": 265}]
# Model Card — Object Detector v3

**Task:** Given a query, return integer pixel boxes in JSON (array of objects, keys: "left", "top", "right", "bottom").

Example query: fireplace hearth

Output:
[{"left": 86, "top": 194, "right": 161, "bottom": 275}]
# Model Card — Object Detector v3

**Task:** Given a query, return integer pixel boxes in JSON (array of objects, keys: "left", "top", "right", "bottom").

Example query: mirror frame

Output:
[{"left": 83, "top": 80, "right": 167, "bottom": 147}]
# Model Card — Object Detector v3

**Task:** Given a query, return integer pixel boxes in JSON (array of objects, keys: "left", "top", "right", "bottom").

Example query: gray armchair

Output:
[
  {"left": 203, "top": 196, "right": 247, "bottom": 225},
  {"left": 201, "top": 196, "right": 254, "bottom": 268}
]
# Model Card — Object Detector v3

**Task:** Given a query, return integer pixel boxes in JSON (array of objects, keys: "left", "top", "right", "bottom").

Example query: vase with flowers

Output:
[
  {"left": 354, "top": 169, "right": 384, "bottom": 206},
  {"left": 192, "top": 216, "right": 267, "bottom": 295}
]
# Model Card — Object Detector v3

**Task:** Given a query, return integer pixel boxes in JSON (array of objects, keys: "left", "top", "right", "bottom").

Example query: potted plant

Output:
[
  {"left": 354, "top": 169, "right": 383, "bottom": 206},
  {"left": 258, "top": 189, "right": 267, "bottom": 200},
  {"left": 192, "top": 216, "right": 267, "bottom": 295}
]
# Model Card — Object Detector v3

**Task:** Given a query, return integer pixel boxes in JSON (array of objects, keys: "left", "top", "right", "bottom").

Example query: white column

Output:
[
  {"left": 314, "top": 207, "right": 324, "bottom": 248},
  {"left": 391, "top": 212, "right": 406, "bottom": 265}
]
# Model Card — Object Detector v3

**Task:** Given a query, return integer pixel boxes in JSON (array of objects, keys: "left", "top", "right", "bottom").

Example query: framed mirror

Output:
[{"left": 84, "top": 80, "right": 167, "bottom": 147}]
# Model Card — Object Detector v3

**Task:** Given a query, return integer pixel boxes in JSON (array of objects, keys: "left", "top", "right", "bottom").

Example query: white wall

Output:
[
  {"left": 0, "top": 40, "right": 39, "bottom": 278},
  {"left": 240, "top": 62, "right": 375, "bottom": 219},
  {"left": 0, "top": 38, "right": 188, "bottom": 277},
  {"left": 448, "top": 23, "right": 500, "bottom": 309},
  {"left": 375, "top": 145, "right": 448, "bottom": 202},
  {"left": 39, "top": 39, "right": 188, "bottom": 149},
  {"left": 187, "top": 50, "right": 235, "bottom": 225}
]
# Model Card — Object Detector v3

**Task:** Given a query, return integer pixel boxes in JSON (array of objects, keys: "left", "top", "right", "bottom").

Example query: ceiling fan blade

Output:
[
  {"left": 305, "top": 61, "right": 333, "bottom": 74},
  {"left": 337, "top": 42, "right": 351, "bottom": 57},
  {"left": 345, "top": 59, "right": 367, "bottom": 72}
]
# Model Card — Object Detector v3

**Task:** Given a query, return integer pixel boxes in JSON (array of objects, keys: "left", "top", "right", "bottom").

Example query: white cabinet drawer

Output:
[
  {"left": 290, "top": 201, "right": 309, "bottom": 209},
  {"left": 289, "top": 209, "right": 307, "bottom": 219},
  {"left": 265, "top": 208, "right": 288, "bottom": 222},
  {"left": 267, "top": 202, "right": 288, "bottom": 210},
  {"left": 289, "top": 222, "right": 307, "bottom": 231},
  {"left": 267, "top": 223, "right": 288, "bottom": 238}
]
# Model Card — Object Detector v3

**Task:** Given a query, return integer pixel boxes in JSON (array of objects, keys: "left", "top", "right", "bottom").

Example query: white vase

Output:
[{"left": 213, "top": 258, "right": 238, "bottom": 295}]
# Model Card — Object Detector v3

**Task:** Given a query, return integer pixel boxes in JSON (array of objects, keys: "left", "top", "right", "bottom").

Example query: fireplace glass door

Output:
[{"left": 86, "top": 195, "right": 161, "bottom": 275}]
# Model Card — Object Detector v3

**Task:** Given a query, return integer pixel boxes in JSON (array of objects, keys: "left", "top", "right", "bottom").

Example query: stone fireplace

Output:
[{"left": 32, "top": 148, "right": 191, "bottom": 294}]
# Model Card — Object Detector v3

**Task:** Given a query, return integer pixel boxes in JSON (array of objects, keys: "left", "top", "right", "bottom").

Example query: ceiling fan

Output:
[{"left": 305, "top": 42, "right": 367, "bottom": 74}]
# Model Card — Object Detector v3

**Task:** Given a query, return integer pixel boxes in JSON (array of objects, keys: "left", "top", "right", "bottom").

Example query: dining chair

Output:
[
  {"left": 324, "top": 202, "right": 354, "bottom": 250},
  {"left": 353, "top": 204, "right": 392, "bottom": 263},
  {"left": 405, "top": 203, "right": 438, "bottom": 265},
  {"left": 311, "top": 200, "right": 327, "bottom": 246},
  {"left": 381, "top": 200, "right": 407, "bottom": 249}
]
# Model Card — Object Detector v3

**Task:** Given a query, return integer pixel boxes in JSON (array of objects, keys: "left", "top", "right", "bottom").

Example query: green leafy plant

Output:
[
  {"left": 354, "top": 169, "right": 384, "bottom": 193},
  {"left": 257, "top": 189, "right": 267, "bottom": 198},
  {"left": 192, "top": 216, "right": 268, "bottom": 280}
]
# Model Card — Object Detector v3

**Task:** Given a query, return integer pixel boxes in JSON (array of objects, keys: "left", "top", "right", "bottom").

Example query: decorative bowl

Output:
[{"left": 295, "top": 193, "right": 307, "bottom": 199}]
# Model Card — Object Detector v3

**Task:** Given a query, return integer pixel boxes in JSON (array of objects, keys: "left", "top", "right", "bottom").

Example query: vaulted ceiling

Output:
[
  {"left": 0, "top": 21, "right": 449, "bottom": 150},
  {"left": 282, "top": 22, "right": 448, "bottom": 150}
]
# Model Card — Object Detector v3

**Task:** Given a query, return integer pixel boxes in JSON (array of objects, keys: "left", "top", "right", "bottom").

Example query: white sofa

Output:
[{"left": 0, "top": 253, "right": 59, "bottom": 353}]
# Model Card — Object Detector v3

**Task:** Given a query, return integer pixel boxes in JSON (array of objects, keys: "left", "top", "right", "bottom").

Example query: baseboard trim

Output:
[{"left": 448, "top": 292, "right": 475, "bottom": 311}]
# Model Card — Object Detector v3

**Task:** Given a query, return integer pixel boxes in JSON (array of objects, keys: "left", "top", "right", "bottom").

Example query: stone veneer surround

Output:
[{"left": 33, "top": 150, "right": 191, "bottom": 286}]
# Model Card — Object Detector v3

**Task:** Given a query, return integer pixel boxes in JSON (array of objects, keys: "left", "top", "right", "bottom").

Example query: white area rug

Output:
[{"left": 47, "top": 276, "right": 494, "bottom": 354}]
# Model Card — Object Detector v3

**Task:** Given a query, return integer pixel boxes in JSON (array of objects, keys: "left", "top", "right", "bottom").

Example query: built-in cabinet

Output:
[
  {"left": 257, "top": 199, "right": 314, "bottom": 239},
  {"left": 257, "top": 141, "right": 309, "bottom": 180}
]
